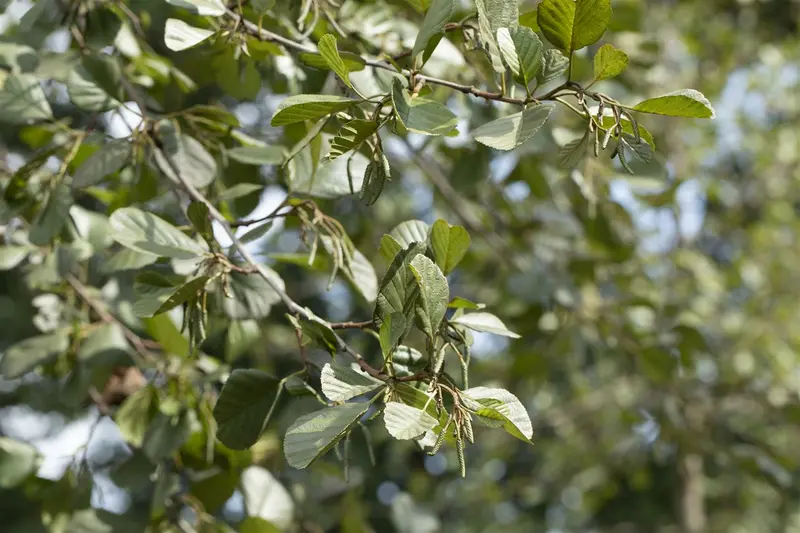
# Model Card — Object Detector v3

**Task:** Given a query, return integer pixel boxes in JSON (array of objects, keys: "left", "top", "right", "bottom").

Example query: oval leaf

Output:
[
  {"left": 271, "top": 95, "right": 356, "bottom": 127},
  {"left": 472, "top": 103, "right": 554, "bottom": 151},
  {"left": 451, "top": 311, "right": 520, "bottom": 338},
  {"left": 383, "top": 402, "right": 438, "bottom": 440},
  {"left": 633, "top": 89, "right": 715, "bottom": 119},
  {"left": 214, "top": 369, "right": 280, "bottom": 450},
  {"left": 320, "top": 362, "right": 384, "bottom": 402},
  {"left": 110, "top": 207, "right": 207, "bottom": 259},
  {"left": 164, "top": 18, "right": 214, "bottom": 51},
  {"left": 537, "top": 0, "right": 612, "bottom": 54},
  {"left": 284, "top": 403, "right": 369, "bottom": 469}
]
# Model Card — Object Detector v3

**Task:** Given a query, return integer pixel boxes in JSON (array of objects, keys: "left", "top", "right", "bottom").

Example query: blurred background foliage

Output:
[{"left": 0, "top": 0, "right": 799, "bottom": 532}]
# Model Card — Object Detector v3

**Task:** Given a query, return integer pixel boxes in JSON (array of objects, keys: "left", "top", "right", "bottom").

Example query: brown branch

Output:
[
  {"left": 329, "top": 320, "right": 373, "bottom": 330},
  {"left": 66, "top": 274, "right": 157, "bottom": 365},
  {"left": 225, "top": 8, "right": 549, "bottom": 107}
]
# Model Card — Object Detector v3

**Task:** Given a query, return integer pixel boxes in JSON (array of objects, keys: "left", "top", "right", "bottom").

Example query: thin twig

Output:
[{"left": 329, "top": 320, "right": 373, "bottom": 330}]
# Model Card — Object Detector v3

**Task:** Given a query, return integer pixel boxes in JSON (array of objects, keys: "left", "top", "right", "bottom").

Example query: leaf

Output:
[
  {"left": 510, "top": 27, "right": 543, "bottom": 86},
  {"left": 222, "top": 265, "right": 285, "bottom": 319},
  {"left": 476, "top": 0, "right": 519, "bottom": 72},
  {"left": 67, "top": 65, "right": 120, "bottom": 112},
  {"left": 142, "top": 408, "right": 192, "bottom": 462},
  {"left": 29, "top": 183, "right": 72, "bottom": 246},
  {"left": 240, "top": 518, "right": 282, "bottom": 533},
  {"left": 593, "top": 43, "right": 628, "bottom": 81},
  {"left": 166, "top": 0, "right": 226, "bottom": 16},
  {"left": 633, "top": 89, "right": 716, "bottom": 119},
  {"left": 249, "top": 0, "right": 276, "bottom": 14},
  {"left": 135, "top": 274, "right": 209, "bottom": 317},
  {"left": 391, "top": 79, "right": 458, "bottom": 136},
  {"left": 0, "top": 74, "right": 53, "bottom": 123},
  {"left": 343, "top": 248, "right": 379, "bottom": 304},
  {"left": 284, "top": 402, "right": 369, "bottom": 469},
  {"left": 537, "top": 0, "right": 612, "bottom": 54},
  {"left": 225, "top": 319, "right": 261, "bottom": 361},
  {"left": 214, "top": 369, "right": 279, "bottom": 449},
  {"left": 408, "top": 254, "right": 449, "bottom": 339},
  {"left": 0, "top": 246, "right": 29, "bottom": 270},
  {"left": 462, "top": 386, "right": 533, "bottom": 442},
  {"left": 187, "top": 201, "right": 214, "bottom": 247},
  {"left": 430, "top": 219, "right": 470, "bottom": 275},
  {"left": 103, "top": 248, "right": 158, "bottom": 272},
  {"left": 448, "top": 296, "right": 484, "bottom": 309},
  {"left": 110, "top": 207, "right": 206, "bottom": 259},
  {"left": 73, "top": 140, "right": 131, "bottom": 189},
  {"left": 270, "top": 95, "right": 356, "bottom": 127},
  {"left": 559, "top": 132, "right": 590, "bottom": 168},
  {"left": 383, "top": 402, "right": 438, "bottom": 440},
  {"left": 241, "top": 466, "right": 295, "bottom": 530},
  {"left": 379, "top": 312, "right": 407, "bottom": 359},
  {"left": 537, "top": 48, "right": 569, "bottom": 84},
  {"left": 320, "top": 363, "right": 384, "bottom": 402},
  {"left": 287, "top": 134, "right": 370, "bottom": 198},
  {"left": 411, "top": 0, "right": 455, "bottom": 62},
  {"left": 519, "top": 10, "right": 540, "bottom": 31},
  {"left": 299, "top": 51, "right": 366, "bottom": 72},
  {"left": 115, "top": 387, "right": 157, "bottom": 447},
  {"left": 227, "top": 146, "right": 284, "bottom": 165},
  {"left": 155, "top": 121, "right": 218, "bottom": 187},
  {"left": 451, "top": 312, "right": 520, "bottom": 338},
  {"left": 389, "top": 220, "right": 430, "bottom": 249},
  {"left": 164, "top": 18, "right": 214, "bottom": 51},
  {"left": 379, "top": 234, "right": 403, "bottom": 263},
  {"left": 600, "top": 116, "right": 655, "bottom": 149},
  {"left": 0, "top": 437, "right": 40, "bottom": 488},
  {"left": 472, "top": 103, "right": 554, "bottom": 150},
  {"left": 317, "top": 34, "right": 352, "bottom": 87},
  {"left": 360, "top": 152, "right": 390, "bottom": 205},
  {"left": 327, "top": 120, "right": 379, "bottom": 161},
  {"left": 374, "top": 242, "right": 427, "bottom": 329},
  {"left": 218, "top": 183, "right": 264, "bottom": 201}
]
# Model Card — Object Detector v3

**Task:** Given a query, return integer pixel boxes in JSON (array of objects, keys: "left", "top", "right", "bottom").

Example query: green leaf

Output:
[
  {"left": 411, "top": 0, "right": 455, "bottom": 62},
  {"left": 374, "top": 242, "right": 427, "bottom": 329},
  {"left": 519, "top": 10, "right": 540, "bottom": 31},
  {"left": 115, "top": 387, "right": 157, "bottom": 447},
  {"left": 0, "top": 246, "right": 29, "bottom": 270},
  {"left": 633, "top": 89, "right": 716, "bottom": 119},
  {"left": 383, "top": 402, "right": 438, "bottom": 440},
  {"left": 227, "top": 146, "right": 284, "bottom": 165},
  {"left": 187, "top": 201, "right": 214, "bottom": 247},
  {"left": 327, "top": 120, "right": 379, "bottom": 161},
  {"left": 537, "top": 0, "right": 612, "bottom": 54},
  {"left": 472, "top": 103, "right": 554, "bottom": 150},
  {"left": 462, "top": 386, "right": 533, "bottom": 442},
  {"left": 218, "top": 183, "right": 264, "bottom": 202},
  {"left": 0, "top": 330, "right": 69, "bottom": 378},
  {"left": 343, "top": 247, "right": 379, "bottom": 304},
  {"left": 166, "top": 0, "right": 226, "bottom": 16},
  {"left": 226, "top": 319, "right": 261, "bottom": 361},
  {"left": 0, "top": 437, "right": 40, "bottom": 488},
  {"left": 600, "top": 116, "right": 655, "bottom": 149},
  {"left": 164, "top": 18, "right": 214, "bottom": 51},
  {"left": 379, "top": 234, "right": 403, "bottom": 263},
  {"left": 103, "top": 248, "right": 158, "bottom": 273},
  {"left": 135, "top": 274, "right": 209, "bottom": 317},
  {"left": 142, "top": 407, "right": 192, "bottom": 462},
  {"left": 28, "top": 183, "right": 72, "bottom": 246},
  {"left": 408, "top": 254, "right": 449, "bottom": 339},
  {"left": 249, "top": 0, "right": 276, "bottom": 14},
  {"left": 317, "top": 34, "right": 352, "bottom": 87},
  {"left": 391, "top": 345, "right": 426, "bottom": 367},
  {"left": 537, "top": 48, "right": 569, "bottom": 84},
  {"left": 110, "top": 207, "right": 206, "bottom": 259},
  {"left": 240, "top": 518, "right": 282, "bottom": 533},
  {"left": 222, "top": 265, "right": 284, "bottom": 319},
  {"left": 284, "top": 402, "right": 370, "bottom": 469},
  {"left": 379, "top": 312, "right": 407, "bottom": 359},
  {"left": 558, "top": 132, "right": 590, "bottom": 168},
  {"left": 448, "top": 296, "right": 484, "bottom": 309},
  {"left": 155, "top": 121, "right": 218, "bottom": 187},
  {"left": 73, "top": 140, "right": 131, "bottom": 189},
  {"left": 143, "top": 314, "right": 189, "bottom": 356},
  {"left": 389, "top": 220, "right": 430, "bottom": 249},
  {"left": 270, "top": 95, "right": 356, "bottom": 127},
  {"left": 476, "top": 0, "right": 520, "bottom": 72},
  {"left": 497, "top": 26, "right": 543, "bottom": 86},
  {"left": 430, "top": 219, "right": 470, "bottom": 275},
  {"left": 360, "top": 152, "right": 390, "bottom": 205},
  {"left": 391, "top": 79, "right": 458, "bottom": 136},
  {"left": 287, "top": 134, "right": 370, "bottom": 198},
  {"left": 67, "top": 65, "right": 120, "bottom": 112},
  {"left": 451, "top": 311, "right": 520, "bottom": 338},
  {"left": 299, "top": 51, "right": 366, "bottom": 72},
  {"left": 593, "top": 43, "right": 628, "bottom": 81},
  {"left": 0, "top": 74, "right": 53, "bottom": 123},
  {"left": 214, "top": 369, "right": 279, "bottom": 450},
  {"left": 320, "top": 362, "right": 384, "bottom": 402},
  {"left": 77, "top": 323, "right": 131, "bottom": 365}
]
